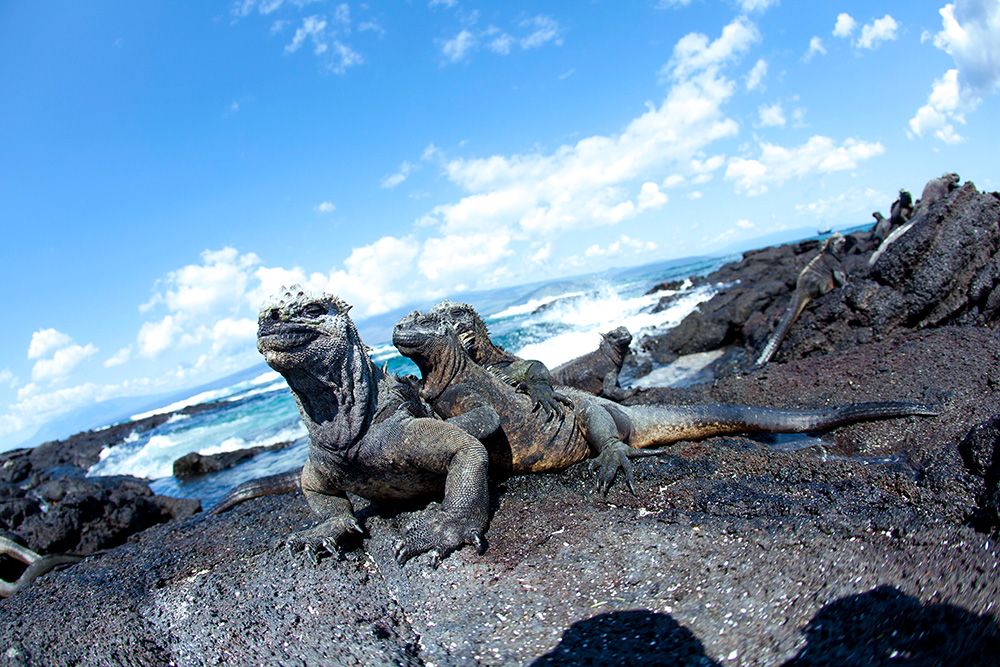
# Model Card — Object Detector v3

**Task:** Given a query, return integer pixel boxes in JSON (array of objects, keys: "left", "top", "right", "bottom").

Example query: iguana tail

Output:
[
  {"left": 623, "top": 401, "right": 937, "bottom": 449},
  {"left": 210, "top": 467, "right": 302, "bottom": 515},
  {"left": 755, "top": 293, "right": 810, "bottom": 366}
]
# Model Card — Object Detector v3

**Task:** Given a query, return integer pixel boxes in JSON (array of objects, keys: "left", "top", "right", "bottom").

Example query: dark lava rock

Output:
[
  {"left": 4, "top": 473, "right": 200, "bottom": 557},
  {"left": 3, "top": 321, "right": 999, "bottom": 664},
  {"left": 173, "top": 440, "right": 294, "bottom": 479},
  {"left": 640, "top": 181, "right": 1000, "bottom": 370}
]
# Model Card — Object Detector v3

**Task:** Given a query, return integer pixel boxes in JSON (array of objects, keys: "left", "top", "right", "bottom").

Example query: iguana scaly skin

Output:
[
  {"left": 429, "top": 301, "right": 572, "bottom": 415},
  {"left": 393, "top": 309, "right": 937, "bottom": 495},
  {"left": 755, "top": 233, "right": 847, "bottom": 367},
  {"left": 551, "top": 326, "right": 635, "bottom": 401},
  {"left": 213, "top": 286, "right": 491, "bottom": 565}
]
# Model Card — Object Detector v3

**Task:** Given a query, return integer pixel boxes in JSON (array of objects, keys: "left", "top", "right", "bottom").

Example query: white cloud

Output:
[
  {"left": 794, "top": 187, "right": 885, "bottom": 219},
  {"left": 637, "top": 182, "right": 668, "bottom": 210},
  {"left": 909, "top": 69, "right": 966, "bottom": 143},
  {"left": 518, "top": 15, "right": 562, "bottom": 50},
  {"left": 738, "top": 0, "right": 779, "bottom": 13},
  {"left": 745, "top": 58, "right": 767, "bottom": 91},
  {"left": 932, "top": 0, "right": 1000, "bottom": 103},
  {"left": 584, "top": 234, "right": 658, "bottom": 258},
  {"left": 382, "top": 161, "right": 415, "bottom": 188},
  {"left": 315, "top": 201, "right": 336, "bottom": 213},
  {"left": 105, "top": 346, "right": 132, "bottom": 368},
  {"left": 286, "top": 15, "right": 327, "bottom": 54},
  {"left": 757, "top": 102, "right": 786, "bottom": 127},
  {"left": 0, "top": 369, "right": 16, "bottom": 389},
  {"left": 419, "top": 233, "right": 513, "bottom": 283},
  {"left": 655, "top": 0, "right": 694, "bottom": 7},
  {"left": 138, "top": 315, "right": 182, "bottom": 358},
  {"left": 487, "top": 31, "right": 514, "bottom": 55},
  {"left": 804, "top": 36, "right": 826, "bottom": 61},
  {"left": 725, "top": 136, "right": 885, "bottom": 196},
  {"left": 735, "top": 219, "right": 755, "bottom": 229},
  {"left": 28, "top": 328, "right": 73, "bottom": 360},
  {"left": 833, "top": 13, "right": 856, "bottom": 38},
  {"left": 440, "top": 29, "right": 477, "bottom": 63},
  {"left": 855, "top": 15, "right": 898, "bottom": 50},
  {"left": 324, "top": 236, "right": 421, "bottom": 315},
  {"left": 31, "top": 343, "right": 98, "bottom": 382},
  {"left": 429, "top": 0, "right": 457, "bottom": 8},
  {"left": 664, "top": 16, "right": 759, "bottom": 81}
]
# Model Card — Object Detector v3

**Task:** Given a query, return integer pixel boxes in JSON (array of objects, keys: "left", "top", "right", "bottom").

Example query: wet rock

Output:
[{"left": 172, "top": 440, "right": 294, "bottom": 480}]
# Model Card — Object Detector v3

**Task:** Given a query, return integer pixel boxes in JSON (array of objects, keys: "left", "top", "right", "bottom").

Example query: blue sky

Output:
[{"left": 1, "top": 0, "right": 998, "bottom": 449}]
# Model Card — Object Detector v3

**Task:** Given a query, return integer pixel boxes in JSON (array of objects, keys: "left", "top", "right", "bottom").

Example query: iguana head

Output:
[
  {"left": 257, "top": 285, "right": 365, "bottom": 373},
  {"left": 601, "top": 326, "right": 633, "bottom": 359},
  {"left": 429, "top": 300, "right": 496, "bottom": 363},
  {"left": 257, "top": 286, "right": 378, "bottom": 443},
  {"left": 392, "top": 310, "right": 458, "bottom": 372}
]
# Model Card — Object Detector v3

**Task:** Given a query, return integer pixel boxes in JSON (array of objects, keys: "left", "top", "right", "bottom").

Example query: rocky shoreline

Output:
[{"left": 2, "top": 179, "right": 999, "bottom": 665}]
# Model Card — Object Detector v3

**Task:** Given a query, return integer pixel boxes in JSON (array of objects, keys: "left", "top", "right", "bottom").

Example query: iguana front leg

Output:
[
  {"left": 395, "top": 420, "right": 490, "bottom": 566},
  {"left": 287, "top": 459, "right": 362, "bottom": 563},
  {"left": 505, "top": 360, "right": 574, "bottom": 417},
  {"left": 575, "top": 398, "right": 636, "bottom": 496}
]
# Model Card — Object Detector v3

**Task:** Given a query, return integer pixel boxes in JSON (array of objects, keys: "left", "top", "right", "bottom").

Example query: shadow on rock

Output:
[
  {"left": 531, "top": 610, "right": 720, "bottom": 666},
  {"left": 782, "top": 585, "right": 1000, "bottom": 666}
]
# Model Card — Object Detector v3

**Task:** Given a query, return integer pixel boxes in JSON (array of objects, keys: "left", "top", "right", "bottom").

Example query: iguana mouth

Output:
[
  {"left": 458, "top": 331, "right": 476, "bottom": 353},
  {"left": 258, "top": 326, "right": 320, "bottom": 351}
]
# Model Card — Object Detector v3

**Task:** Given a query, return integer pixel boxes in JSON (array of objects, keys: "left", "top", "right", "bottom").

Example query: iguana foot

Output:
[
  {"left": 589, "top": 440, "right": 636, "bottom": 496},
  {"left": 286, "top": 516, "right": 363, "bottom": 564},
  {"left": 394, "top": 503, "right": 485, "bottom": 567}
]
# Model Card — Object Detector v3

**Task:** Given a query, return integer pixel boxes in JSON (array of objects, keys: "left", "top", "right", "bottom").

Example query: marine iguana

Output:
[
  {"left": 870, "top": 174, "right": 960, "bottom": 267},
  {"left": 213, "top": 286, "right": 492, "bottom": 565},
  {"left": 755, "top": 233, "right": 847, "bottom": 366},
  {"left": 0, "top": 536, "right": 81, "bottom": 598},
  {"left": 429, "top": 300, "right": 572, "bottom": 415},
  {"left": 392, "top": 309, "right": 936, "bottom": 495},
  {"left": 550, "top": 326, "right": 635, "bottom": 401}
]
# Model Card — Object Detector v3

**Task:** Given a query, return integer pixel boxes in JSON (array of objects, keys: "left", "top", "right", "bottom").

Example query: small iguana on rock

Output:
[
  {"left": 213, "top": 286, "right": 492, "bottom": 565},
  {"left": 755, "top": 233, "right": 847, "bottom": 366},
  {"left": 550, "top": 326, "right": 635, "bottom": 401},
  {"left": 429, "top": 300, "right": 572, "bottom": 415},
  {"left": 870, "top": 174, "right": 960, "bottom": 267},
  {"left": 392, "top": 309, "right": 937, "bottom": 495}
]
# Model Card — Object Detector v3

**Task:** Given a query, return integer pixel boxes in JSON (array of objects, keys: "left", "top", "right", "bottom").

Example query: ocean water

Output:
[{"left": 86, "top": 253, "right": 738, "bottom": 507}]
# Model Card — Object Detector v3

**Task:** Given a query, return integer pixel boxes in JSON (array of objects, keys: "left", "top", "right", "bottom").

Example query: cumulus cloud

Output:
[
  {"left": 794, "top": 187, "right": 885, "bottom": 219},
  {"left": 757, "top": 102, "right": 786, "bottom": 127},
  {"left": 725, "top": 135, "right": 885, "bottom": 196},
  {"left": 910, "top": 1, "right": 1000, "bottom": 143},
  {"left": 314, "top": 201, "right": 336, "bottom": 213},
  {"left": 28, "top": 329, "right": 73, "bottom": 360},
  {"left": 855, "top": 15, "right": 899, "bottom": 50},
  {"left": 31, "top": 343, "right": 98, "bottom": 383},
  {"left": 105, "top": 347, "right": 132, "bottom": 368},
  {"left": 833, "top": 13, "right": 857, "bottom": 38},
  {"left": 0, "top": 369, "right": 16, "bottom": 389},
  {"left": 909, "top": 69, "right": 966, "bottom": 143},
  {"left": 745, "top": 58, "right": 767, "bottom": 90}
]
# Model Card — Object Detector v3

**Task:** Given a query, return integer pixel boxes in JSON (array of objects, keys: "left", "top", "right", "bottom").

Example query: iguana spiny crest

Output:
[{"left": 429, "top": 300, "right": 505, "bottom": 365}]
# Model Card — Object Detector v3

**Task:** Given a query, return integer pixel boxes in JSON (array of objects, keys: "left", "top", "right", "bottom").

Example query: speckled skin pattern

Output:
[
  {"left": 393, "top": 308, "right": 937, "bottom": 495},
  {"left": 214, "top": 286, "right": 491, "bottom": 565}
]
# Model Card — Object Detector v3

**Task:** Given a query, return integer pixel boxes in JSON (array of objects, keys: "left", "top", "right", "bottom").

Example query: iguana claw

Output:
[
  {"left": 590, "top": 440, "right": 636, "bottom": 496},
  {"left": 394, "top": 506, "right": 484, "bottom": 566}
]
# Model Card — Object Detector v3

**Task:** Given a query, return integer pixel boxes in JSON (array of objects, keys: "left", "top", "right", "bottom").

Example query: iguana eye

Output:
[
  {"left": 451, "top": 308, "right": 464, "bottom": 318},
  {"left": 303, "top": 303, "right": 327, "bottom": 318},
  {"left": 419, "top": 318, "right": 433, "bottom": 327}
]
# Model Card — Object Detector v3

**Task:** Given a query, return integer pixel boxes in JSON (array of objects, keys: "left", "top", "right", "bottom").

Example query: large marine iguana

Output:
[
  {"left": 755, "top": 233, "right": 847, "bottom": 366},
  {"left": 429, "top": 300, "right": 572, "bottom": 414},
  {"left": 392, "top": 309, "right": 937, "bottom": 495},
  {"left": 550, "top": 326, "right": 635, "bottom": 401},
  {"left": 213, "top": 286, "right": 492, "bottom": 565}
]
